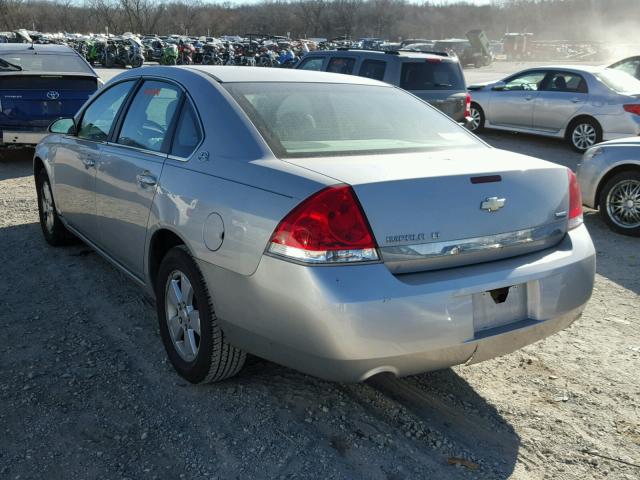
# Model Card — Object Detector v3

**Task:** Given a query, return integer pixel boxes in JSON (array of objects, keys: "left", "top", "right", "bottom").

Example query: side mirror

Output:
[
  {"left": 491, "top": 81, "right": 506, "bottom": 91},
  {"left": 49, "top": 118, "right": 76, "bottom": 135}
]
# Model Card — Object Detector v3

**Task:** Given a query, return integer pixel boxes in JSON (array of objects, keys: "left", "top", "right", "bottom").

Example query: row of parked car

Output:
[{"left": 0, "top": 41, "right": 638, "bottom": 236}]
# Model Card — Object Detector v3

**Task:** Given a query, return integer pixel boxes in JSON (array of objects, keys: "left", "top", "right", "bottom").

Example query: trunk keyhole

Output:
[{"left": 490, "top": 287, "right": 510, "bottom": 304}]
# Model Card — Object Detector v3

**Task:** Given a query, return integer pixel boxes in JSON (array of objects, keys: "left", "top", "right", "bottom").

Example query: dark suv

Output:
[{"left": 295, "top": 49, "right": 471, "bottom": 124}]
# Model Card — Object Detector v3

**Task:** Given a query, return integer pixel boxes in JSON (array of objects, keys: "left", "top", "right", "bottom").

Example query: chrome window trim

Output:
[
  {"left": 381, "top": 220, "right": 567, "bottom": 274},
  {"left": 104, "top": 141, "right": 168, "bottom": 159}
]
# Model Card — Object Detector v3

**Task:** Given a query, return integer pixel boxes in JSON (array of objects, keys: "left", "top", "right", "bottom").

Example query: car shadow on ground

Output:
[
  {"left": 584, "top": 210, "right": 639, "bottom": 294},
  {"left": 236, "top": 357, "right": 520, "bottom": 478},
  {"left": 0, "top": 148, "right": 34, "bottom": 181}
]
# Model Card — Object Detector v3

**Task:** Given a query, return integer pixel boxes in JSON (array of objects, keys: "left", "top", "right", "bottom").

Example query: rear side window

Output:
[
  {"left": 170, "top": 102, "right": 202, "bottom": 158},
  {"left": 298, "top": 57, "right": 323, "bottom": 71},
  {"left": 117, "top": 81, "right": 181, "bottom": 153},
  {"left": 543, "top": 72, "right": 588, "bottom": 93},
  {"left": 400, "top": 61, "right": 464, "bottom": 90},
  {"left": 327, "top": 57, "right": 356, "bottom": 75},
  {"left": 77, "top": 80, "right": 135, "bottom": 142},
  {"left": 359, "top": 60, "right": 386, "bottom": 81}
]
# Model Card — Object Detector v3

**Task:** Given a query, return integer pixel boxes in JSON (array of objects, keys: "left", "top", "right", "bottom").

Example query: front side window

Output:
[
  {"left": 77, "top": 80, "right": 135, "bottom": 142},
  {"left": 224, "top": 82, "right": 482, "bottom": 158},
  {"left": 298, "top": 57, "right": 324, "bottom": 71},
  {"left": 327, "top": 57, "right": 356, "bottom": 75},
  {"left": 117, "top": 81, "right": 181, "bottom": 153},
  {"left": 502, "top": 71, "right": 546, "bottom": 91},
  {"left": 359, "top": 60, "right": 386, "bottom": 81},
  {"left": 400, "top": 61, "right": 465, "bottom": 90},
  {"left": 170, "top": 102, "right": 202, "bottom": 158}
]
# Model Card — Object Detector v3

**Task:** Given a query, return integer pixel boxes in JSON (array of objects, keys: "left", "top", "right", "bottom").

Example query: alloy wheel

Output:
[
  {"left": 165, "top": 270, "right": 201, "bottom": 362},
  {"left": 470, "top": 107, "right": 482, "bottom": 131},
  {"left": 571, "top": 123, "right": 597, "bottom": 151},
  {"left": 606, "top": 179, "right": 640, "bottom": 229},
  {"left": 41, "top": 180, "right": 55, "bottom": 233}
]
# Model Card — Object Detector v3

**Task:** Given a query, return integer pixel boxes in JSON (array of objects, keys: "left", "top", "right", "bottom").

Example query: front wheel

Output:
[
  {"left": 36, "top": 169, "right": 75, "bottom": 246},
  {"left": 568, "top": 118, "right": 601, "bottom": 152},
  {"left": 469, "top": 103, "right": 485, "bottom": 132},
  {"left": 599, "top": 171, "right": 640, "bottom": 236},
  {"left": 156, "top": 246, "right": 246, "bottom": 383}
]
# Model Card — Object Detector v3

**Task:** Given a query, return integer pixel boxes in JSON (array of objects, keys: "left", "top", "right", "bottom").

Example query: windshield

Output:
[
  {"left": 0, "top": 53, "right": 93, "bottom": 74},
  {"left": 224, "top": 83, "right": 482, "bottom": 158},
  {"left": 595, "top": 68, "right": 640, "bottom": 93}
]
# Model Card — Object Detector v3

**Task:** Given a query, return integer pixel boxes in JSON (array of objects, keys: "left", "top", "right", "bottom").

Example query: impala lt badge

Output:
[{"left": 481, "top": 196, "right": 506, "bottom": 212}]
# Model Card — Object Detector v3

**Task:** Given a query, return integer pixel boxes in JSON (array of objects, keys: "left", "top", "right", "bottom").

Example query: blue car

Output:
[{"left": 0, "top": 43, "right": 99, "bottom": 149}]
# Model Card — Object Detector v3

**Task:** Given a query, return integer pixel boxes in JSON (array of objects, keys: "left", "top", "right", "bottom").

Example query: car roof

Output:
[
  {"left": 299, "top": 49, "right": 454, "bottom": 61},
  {"left": 184, "top": 65, "right": 390, "bottom": 86},
  {"left": 526, "top": 65, "right": 604, "bottom": 74},
  {"left": 0, "top": 43, "right": 78, "bottom": 55}
]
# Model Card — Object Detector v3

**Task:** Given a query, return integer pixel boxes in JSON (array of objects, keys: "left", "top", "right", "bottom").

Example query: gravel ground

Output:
[{"left": 0, "top": 65, "right": 639, "bottom": 480}]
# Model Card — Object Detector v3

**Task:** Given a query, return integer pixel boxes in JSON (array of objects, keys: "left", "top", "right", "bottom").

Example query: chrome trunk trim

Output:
[{"left": 381, "top": 220, "right": 567, "bottom": 274}]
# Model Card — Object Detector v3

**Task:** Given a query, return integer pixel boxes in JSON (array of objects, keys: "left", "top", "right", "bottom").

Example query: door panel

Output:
[
  {"left": 53, "top": 137, "right": 100, "bottom": 240},
  {"left": 95, "top": 80, "right": 181, "bottom": 278},
  {"left": 53, "top": 80, "right": 136, "bottom": 242},
  {"left": 487, "top": 71, "right": 546, "bottom": 128},
  {"left": 534, "top": 72, "right": 589, "bottom": 132},
  {"left": 96, "top": 146, "right": 165, "bottom": 277}
]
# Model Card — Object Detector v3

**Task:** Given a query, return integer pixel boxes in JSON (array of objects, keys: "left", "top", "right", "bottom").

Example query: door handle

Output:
[
  {"left": 525, "top": 95, "right": 533, "bottom": 101},
  {"left": 136, "top": 172, "right": 157, "bottom": 187},
  {"left": 571, "top": 98, "right": 582, "bottom": 103},
  {"left": 80, "top": 156, "right": 95, "bottom": 169}
]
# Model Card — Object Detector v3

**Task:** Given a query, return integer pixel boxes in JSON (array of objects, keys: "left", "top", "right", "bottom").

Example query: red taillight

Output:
[
  {"left": 623, "top": 104, "right": 640, "bottom": 116},
  {"left": 465, "top": 92, "right": 471, "bottom": 117},
  {"left": 568, "top": 169, "right": 583, "bottom": 230},
  {"left": 268, "top": 184, "right": 378, "bottom": 264}
]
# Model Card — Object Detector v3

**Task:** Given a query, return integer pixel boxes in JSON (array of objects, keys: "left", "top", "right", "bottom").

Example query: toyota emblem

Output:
[{"left": 46, "top": 91, "right": 60, "bottom": 100}]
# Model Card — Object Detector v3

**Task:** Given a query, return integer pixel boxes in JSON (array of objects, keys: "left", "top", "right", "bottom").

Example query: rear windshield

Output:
[
  {"left": 224, "top": 82, "right": 481, "bottom": 158},
  {"left": 595, "top": 68, "right": 640, "bottom": 94},
  {"left": 0, "top": 53, "right": 93, "bottom": 74},
  {"left": 400, "top": 61, "right": 465, "bottom": 90}
]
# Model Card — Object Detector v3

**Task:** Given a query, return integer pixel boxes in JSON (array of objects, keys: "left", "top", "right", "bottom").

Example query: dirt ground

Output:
[{"left": 0, "top": 66, "right": 639, "bottom": 480}]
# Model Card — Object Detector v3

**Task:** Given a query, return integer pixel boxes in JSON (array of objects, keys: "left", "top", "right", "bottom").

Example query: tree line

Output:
[{"left": 0, "top": 0, "right": 638, "bottom": 42}]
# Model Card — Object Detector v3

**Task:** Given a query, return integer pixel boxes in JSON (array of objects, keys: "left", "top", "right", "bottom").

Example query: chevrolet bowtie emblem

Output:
[{"left": 480, "top": 196, "right": 506, "bottom": 212}]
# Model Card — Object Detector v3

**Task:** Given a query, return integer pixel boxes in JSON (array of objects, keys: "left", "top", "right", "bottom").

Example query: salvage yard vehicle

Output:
[
  {"left": 609, "top": 55, "right": 640, "bottom": 80},
  {"left": 295, "top": 49, "right": 472, "bottom": 125},
  {"left": 468, "top": 65, "right": 640, "bottom": 152},
  {"left": 34, "top": 66, "right": 595, "bottom": 384},
  {"left": 578, "top": 137, "right": 640, "bottom": 236},
  {"left": 0, "top": 43, "right": 99, "bottom": 150}
]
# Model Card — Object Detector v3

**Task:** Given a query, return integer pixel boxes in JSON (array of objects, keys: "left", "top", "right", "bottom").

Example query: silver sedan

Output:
[
  {"left": 34, "top": 66, "right": 595, "bottom": 383},
  {"left": 468, "top": 66, "right": 640, "bottom": 152},
  {"left": 578, "top": 137, "right": 640, "bottom": 236}
]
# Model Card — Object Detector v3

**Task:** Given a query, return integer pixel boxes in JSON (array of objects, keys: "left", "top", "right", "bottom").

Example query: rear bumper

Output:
[
  {"left": 0, "top": 130, "right": 47, "bottom": 146},
  {"left": 599, "top": 112, "right": 640, "bottom": 141},
  {"left": 198, "top": 224, "right": 595, "bottom": 382}
]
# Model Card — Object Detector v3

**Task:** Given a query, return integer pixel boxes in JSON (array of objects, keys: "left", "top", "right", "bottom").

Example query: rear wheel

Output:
[
  {"left": 599, "top": 171, "right": 640, "bottom": 236},
  {"left": 156, "top": 246, "right": 246, "bottom": 383},
  {"left": 568, "top": 118, "right": 601, "bottom": 152},
  {"left": 469, "top": 103, "right": 485, "bottom": 132},
  {"left": 36, "top": 169, "right": 75, "bottom": 246}
]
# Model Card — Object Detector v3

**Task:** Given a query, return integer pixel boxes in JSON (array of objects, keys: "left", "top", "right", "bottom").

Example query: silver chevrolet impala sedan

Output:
[
  {"left": 468, "top": 66, "right": 640, "bottom": 152},
  {"left": 34, "top": 66, "right": 596, "bottom": 384}
]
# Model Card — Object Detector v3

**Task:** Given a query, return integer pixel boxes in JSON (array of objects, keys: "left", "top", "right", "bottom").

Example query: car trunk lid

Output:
[
  {"left": 283, "top": 148, "right": 569, "bottom": 273},
  {"left": 0, "top": 75, "right": 97, "bottom": 130}
]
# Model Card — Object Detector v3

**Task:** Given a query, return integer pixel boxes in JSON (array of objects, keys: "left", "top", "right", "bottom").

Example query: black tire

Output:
[
  {"left": 567, "top": 117, "right": 602, "bottom": 153},
  {"left": 156, "top": 246, "right": 246, "bottom": 383},
  {"left": 469, "top": 103, "right": 485, "bottom": 132},
  {"left": 598, "top": 170, "right": 640, "bottom": 237},
  {"left": 35, "top": 168, "right": 75, "bottom": 246}
]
